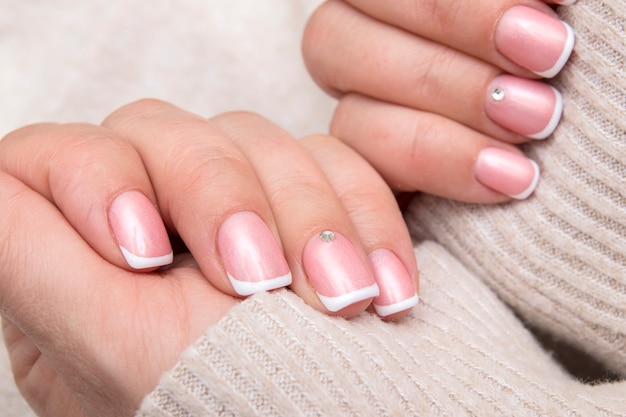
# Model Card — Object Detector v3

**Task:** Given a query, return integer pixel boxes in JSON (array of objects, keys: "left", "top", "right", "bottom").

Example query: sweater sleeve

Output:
[
  {"left": 406, "top": 0, "right": 626, "bottom": 376},
  {"left": 137, "top": 241, "right": 626, "bottom": 417}
]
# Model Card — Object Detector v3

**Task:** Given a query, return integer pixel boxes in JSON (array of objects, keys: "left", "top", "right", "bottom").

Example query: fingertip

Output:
[
  {"left": 108, "top": 190, "right": 173, "bottom": 270},
  {"left": 484, "top": 75, "right": 564, "bottom": 140},
  {"left": 368, "top": 248, "right": 420, "bottom": 319},
  {"left": 474, "top": 147, "right": 541, "bottom": 200},
  {"left": 302, "top": 230, "right": 379, "bottom": 314},
  {"left": 495, "top": 6, "right": 575, "bottom": 78},
  {"left": 217, "top": 211, "right": 292, "bottom": 297}
]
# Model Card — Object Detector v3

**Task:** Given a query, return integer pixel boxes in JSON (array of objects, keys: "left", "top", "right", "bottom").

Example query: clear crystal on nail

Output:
[
  {"left": 492, "top": 88, "right": 505, "bottom": 101},
  {"left": 319, "top": 230, "right": 335, "bottom": 242}
]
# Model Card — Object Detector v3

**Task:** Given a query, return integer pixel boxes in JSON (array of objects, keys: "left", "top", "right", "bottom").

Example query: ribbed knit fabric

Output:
[
  {"left": 406, "top": 0, "right": 626, "bottom": 376},
  {"left": 138, "top": 242, "right": 626, "bottom": 416}
]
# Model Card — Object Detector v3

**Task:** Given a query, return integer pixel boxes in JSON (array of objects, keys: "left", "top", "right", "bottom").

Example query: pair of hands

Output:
[
  {"left": 0, "top": 101, "right": 417, "bottom": 417},
  {"left": 1, "top": 0, "right": 575, "bottom": 416}
]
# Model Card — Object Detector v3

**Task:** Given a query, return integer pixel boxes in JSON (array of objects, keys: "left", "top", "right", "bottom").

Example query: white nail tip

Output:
[
  {"left": 536, "top": 22, "right": 575, "bottom": 78},
  {"left": 510, "top": 160, "right": 541, "bottom": 200},
  {"left": 227, "top": 272, "right": 292, "bottom": 296},
  {"left": 317, "top": 283, "right": 380, "bottom": 312},
  {"left": 120, "top": 246, "right": 173, "bottom": 269},
  {"left": 529, "top": 87, "right": 563, "bottom": 140},
  {"left": 373, "top": 294, "right": 420, "bottom": 317}
]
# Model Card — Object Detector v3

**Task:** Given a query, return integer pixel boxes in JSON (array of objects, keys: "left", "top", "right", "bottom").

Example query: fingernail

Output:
[
  {"left": 495, "top": 6, "right": 575, "bottom": 78},
  {"left": 553, "top": 0, "right": 577, "bottom": 5},
  {"left": 485, "top": 75, "right": 563, "bottom": 139},
  {"left": 303, "top": 230, "right": 379, "bottom": 312},
  {"left": 217, "top": 211, "right": 292, "bottom": 296},
  {"left": 108, "top": 191, "right": 173, "bottom": 269},
  {"left": 369, "top": 249, "right": 419, "bottom": 318},
  {"left": 475, "top": 147, "right": 540, "bottom": 200}
]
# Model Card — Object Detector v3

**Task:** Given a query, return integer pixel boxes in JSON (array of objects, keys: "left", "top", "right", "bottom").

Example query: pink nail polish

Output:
[
  {"left": 495, "top": 6, "right": 575, "bottom": 78},
  {"left": 303, "top": 231, "right": 379, "bottom": 312},
  {"left": 108, "top": 191, "right": 173, "bottom": 269},
  {"left": 475, "top": 147, "right": 540, "bottom": 200},
  {"left": 217, "top": 211, "right": 291, "bottom": 296},
  {"left": 369, "top": 249, "right": 419, "bottom": 317},
  {"left": 485, "top": 75, "right": 563, "bottom": 139}
]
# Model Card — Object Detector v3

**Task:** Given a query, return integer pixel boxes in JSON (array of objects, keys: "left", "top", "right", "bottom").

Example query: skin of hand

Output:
[
  {"left": 303, "top": 0, "right": 576, "bottom": 202},
  {"left": 0, "top": 100, "right": 419, "bottom": 417}
]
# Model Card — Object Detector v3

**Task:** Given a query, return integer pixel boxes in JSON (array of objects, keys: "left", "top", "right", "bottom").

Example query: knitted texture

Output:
[
  {"left": 138, "top": 242, "right": 626, "bottom": 416},
  {"left": 406, "top": 0, "right": 626, "bottom": 375}
]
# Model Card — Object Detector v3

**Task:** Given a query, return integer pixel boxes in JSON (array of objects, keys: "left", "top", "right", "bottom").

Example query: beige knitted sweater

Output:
[
  {"left": 138, "top": 1, "right": 626, "bottom": 416},
  {"left": 0, "top": 0, "right": 623, "bottom": 416}
]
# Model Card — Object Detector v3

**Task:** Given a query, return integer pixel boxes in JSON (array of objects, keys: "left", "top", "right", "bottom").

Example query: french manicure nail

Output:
[
  {"left": 475, "top": 147, "right": 540, "bottom": 200},
  {"left": 495, "top": 6, "right": 575, "bottom": 78},
  {"left": 369, "top": 249, "right": 419, "bottom": 318},
  {"left": 303, "top": 230, "right": 379, "bottom": 312},
  {"left": 108, "top": 191, "right": 173, "bottom": 269},
  {"left": 217, "top": 211, "right": 292, "bottom": 296},
  {"left": 485, "top": 75, "right": 563, "bottom": 139}
]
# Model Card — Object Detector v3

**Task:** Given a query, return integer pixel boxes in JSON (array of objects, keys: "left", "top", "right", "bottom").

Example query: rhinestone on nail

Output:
[
  {"left": 319, "top": 230, "right": 335, "bottom": 242},
  {"left": 491, "top": 88, "right": 505, "bottom": 101}
]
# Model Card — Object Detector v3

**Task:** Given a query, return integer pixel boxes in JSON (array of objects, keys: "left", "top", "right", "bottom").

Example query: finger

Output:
[
  {"left": 331, "top": 94, "right": 540, "bottom": 201},
  {"left": 210, "top": 111, "right": 379, "bottom": 317},
  {"left": 301, "top": 135, "right": 420, "bottom": 319},
  {"left": 338, "top": 0, "right": 575, "bottom": 78},
  {"left": 102, "top": 99, "right": 292, "bottom": 298},
  {"left": 0, "top": 123, "right": 173, "bottom": 271},
  {"left": 303, "top": 0, "right": 567, "bottom": 142}
]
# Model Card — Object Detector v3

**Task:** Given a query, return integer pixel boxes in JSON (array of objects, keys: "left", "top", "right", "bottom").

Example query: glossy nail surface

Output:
[
  {"left": 108, "top": 191, "right": 173, "bottom": 269},
  {"left": 495, "top": 6, "right": 575, "bottom": 78},
  {"left": 485, "top": 75, "right": 563, "bottom": 139},
  {"left": 475, "top": 147, "right": 540, "bottom": 200},
  {"left": 303, "top": 230, "right": 379, "bottom": 312},
  {"left": 369, "top": 249, "right": 419, "bottom": 318},
  {"left": 218, "top": 211, "right": 292, "bottom": 296}
]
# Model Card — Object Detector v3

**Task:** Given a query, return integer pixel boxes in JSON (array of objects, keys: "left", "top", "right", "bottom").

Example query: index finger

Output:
[{"left": 337, "top": 0, "right": 575, "bottom": 78}]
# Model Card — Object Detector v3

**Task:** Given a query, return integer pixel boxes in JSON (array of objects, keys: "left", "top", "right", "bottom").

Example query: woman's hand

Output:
[
  {"left": 0, "top": 100, "right": 418, "bottom": 416},
  {"left": 303, "top": 0, "right": 576, "bottom": 201}
]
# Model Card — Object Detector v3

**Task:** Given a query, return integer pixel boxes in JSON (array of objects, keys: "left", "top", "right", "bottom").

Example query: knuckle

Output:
[
  {"left": 44, "top": 125, "right": 129, "bottom": 196},
  {"left": 302, "top": 0, "right": 346, "bottom": 93},
  {"left": 102, "top": 98, "right": 172, "bottom": 128},
  {"left": 416, "top": 0, "right": 462, "bottom": 35},
  {"left": 218, "top": 109, "right": 264, "bottom": 123},
  {"left": 302, "top": 1, "right": 334, "bottom": 61},
  {"left": 270, "top": 170, "right": 327, "bottom": 209},
  {"left": 330, "top": 94, "right": 362, "bottom": 138},
  {"left": 301, "top": 133, "right": 340, "bottom": 147},
  {"left": 169, "top": 144, "right": 252, "bottom": 195},
  {"left": 409, "top": 48, "right": 451, "bottom": 105}
]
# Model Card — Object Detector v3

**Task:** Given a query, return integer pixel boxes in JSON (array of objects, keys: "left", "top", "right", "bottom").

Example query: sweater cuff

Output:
[
  {"left": 137, "top": 242, "right": 625, "bottom": 416},
  {"left": 136, "top": 288, "right": 388, "bottom": 416}
]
